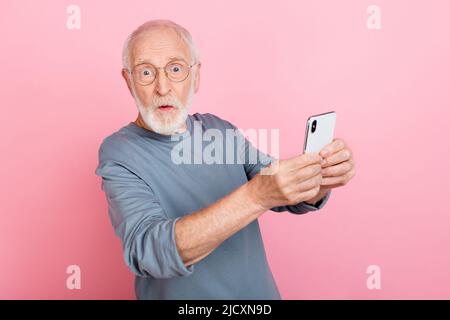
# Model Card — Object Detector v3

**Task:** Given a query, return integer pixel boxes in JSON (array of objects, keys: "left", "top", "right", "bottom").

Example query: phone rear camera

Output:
[{"left": 311, "top": 120, "right": 317, "bottom": 133}]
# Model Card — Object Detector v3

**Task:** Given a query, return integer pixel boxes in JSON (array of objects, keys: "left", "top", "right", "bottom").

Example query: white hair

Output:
[{"left": 122, "top": 19, "right": 200, "bottom": 70}]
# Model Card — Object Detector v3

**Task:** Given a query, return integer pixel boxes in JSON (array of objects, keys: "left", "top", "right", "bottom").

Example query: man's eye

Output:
[
  {"left": 170, "top": 64, "right": 182, "bottom": 73},
  {"left": 141, "top": 68, "right": 153, "bottom": 76}
]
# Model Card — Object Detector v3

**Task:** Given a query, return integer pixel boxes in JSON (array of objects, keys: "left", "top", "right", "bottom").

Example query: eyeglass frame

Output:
[{"left": 126, "top": 59, "right": 200, "bottom": 86}]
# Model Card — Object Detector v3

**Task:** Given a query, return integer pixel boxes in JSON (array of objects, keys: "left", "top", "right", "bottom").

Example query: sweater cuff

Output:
[{"left": 288, "top": 190, "right": 331, "bottom": 213}]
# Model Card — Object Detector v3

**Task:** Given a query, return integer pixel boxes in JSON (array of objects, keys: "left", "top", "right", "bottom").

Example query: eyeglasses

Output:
[{"left": 127, "top": 60, "right": 199, "bottom": 86}]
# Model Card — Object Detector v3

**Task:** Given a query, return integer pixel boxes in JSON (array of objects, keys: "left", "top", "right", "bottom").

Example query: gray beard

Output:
[{"left": 132, "top": 84, "right": 194, "bottom": 135}]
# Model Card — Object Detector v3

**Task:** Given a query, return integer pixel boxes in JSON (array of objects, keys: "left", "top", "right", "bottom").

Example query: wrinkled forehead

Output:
[{"left": 128, "top": 27, "right": 192, "bottom": 68}]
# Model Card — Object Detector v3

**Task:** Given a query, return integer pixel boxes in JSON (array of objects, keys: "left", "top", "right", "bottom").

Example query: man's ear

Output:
[
  {"left": 121, "top": 68, "right": 134, "bottom": 97},
  {"left": 194, "top": 62, "right": 201, "bottom": 93}
]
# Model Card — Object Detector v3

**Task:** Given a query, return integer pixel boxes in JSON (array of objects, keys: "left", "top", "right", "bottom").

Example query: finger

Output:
[
  {"left": 295, "top": 163, "right": 322, "bottom": 182},
  {"left": 294, "top": 185, "right": 321, "bottom": 203},
  {"left": 321, "top": 175, "right": 344, "bottom": 186},
  {"left": 319, "top": 138, "right": 346, "bottom": 158},
  {"left": 321, "top": 160, "right": 353, "bottom": 177},
  {"left": 321, "top": 148, "right": 352, "bottom": 168},
  {"left": 301, "top": 152, "right": 323, "bottom": 165},
  {"left": 290, "top": 152, "right": 322, "bottom": 170},
  {"left": 319, "top": 182, "right": 342, "bottom": 189},
  {"left": 296, "top": 171, "right": 322, "bottom": 189},
  {"left": 321, "top": 168, "right": 355, "bottom": 186}
]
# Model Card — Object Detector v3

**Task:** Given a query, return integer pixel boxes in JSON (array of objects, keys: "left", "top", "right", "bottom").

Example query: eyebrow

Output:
[{"left": 134, "top": 56, "right": 187, "bottom": 67}]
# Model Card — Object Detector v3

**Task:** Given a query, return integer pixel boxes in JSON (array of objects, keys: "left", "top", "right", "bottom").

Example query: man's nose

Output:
[{"left": 155, "top": 69, "right": 171, "bottom": 96}]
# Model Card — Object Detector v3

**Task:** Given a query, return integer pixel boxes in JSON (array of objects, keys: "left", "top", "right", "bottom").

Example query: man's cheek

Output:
[
  {"left": 136, "top": 87, "right": 150, "bottom": 104},
  {"left": 140, "top": 94, "right": 150, "bottom": 106}
]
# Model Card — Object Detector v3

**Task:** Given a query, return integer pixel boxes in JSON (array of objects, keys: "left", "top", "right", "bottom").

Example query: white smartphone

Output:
[{"left": 303, "top": 111, "right": 336, "bottom": 154}]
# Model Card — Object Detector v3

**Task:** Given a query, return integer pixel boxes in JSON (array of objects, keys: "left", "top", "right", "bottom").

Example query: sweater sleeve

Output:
[{"left": 95, "top": 150, "right": 194, "bottom": 279}]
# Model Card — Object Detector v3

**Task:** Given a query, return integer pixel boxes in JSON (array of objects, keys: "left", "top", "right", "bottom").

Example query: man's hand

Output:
[
  {"left": 248, "top": 153, "right": 324, "bottom": 210},
  {"left": 305, "top": 138, "right": 356, "bottom": 205}
]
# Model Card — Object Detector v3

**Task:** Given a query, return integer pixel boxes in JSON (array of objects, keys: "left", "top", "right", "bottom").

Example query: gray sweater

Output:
[{"left": 95, "top": 112, "right": 330, "bottom": 299}]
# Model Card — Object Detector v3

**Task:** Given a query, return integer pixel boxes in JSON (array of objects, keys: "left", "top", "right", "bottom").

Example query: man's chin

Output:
[
  {"left": 153, "top": 107, "right": 180, "bottom": 124},
  {"left": 142, "top": 108, "right": 188, "bottom": 135}
]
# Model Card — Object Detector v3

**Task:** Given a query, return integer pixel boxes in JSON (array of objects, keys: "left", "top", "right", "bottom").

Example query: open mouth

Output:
[{"left": 157, "top": 105, "right": 176, "bottom": 111}]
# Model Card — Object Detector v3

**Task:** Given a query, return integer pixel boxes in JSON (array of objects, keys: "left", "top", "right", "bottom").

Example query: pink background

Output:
[{"left": 1, "top": 0, "right": 449, "bottom": 299}]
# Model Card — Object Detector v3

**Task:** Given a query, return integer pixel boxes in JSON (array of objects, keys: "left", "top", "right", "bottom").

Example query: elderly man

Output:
[{"left": 95, "top": 19, "right": 355, "bottom": 300}]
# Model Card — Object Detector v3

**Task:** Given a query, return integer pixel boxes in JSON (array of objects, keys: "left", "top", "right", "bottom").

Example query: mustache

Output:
[{"left": 150, "top": 96, "right": 182, "bottom": 110}]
